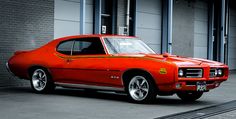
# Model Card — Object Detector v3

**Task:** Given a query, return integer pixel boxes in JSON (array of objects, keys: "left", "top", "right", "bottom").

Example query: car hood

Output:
[{"left": 114, "top": 53, "right": 225, "bottom": 67}]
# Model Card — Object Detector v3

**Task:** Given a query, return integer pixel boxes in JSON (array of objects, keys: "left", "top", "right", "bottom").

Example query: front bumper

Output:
[
  {"left": 173, "top": 80, "right": 223, "bottom": 91},
  {"left": 158, "top": 79, "right": 226, "bottom": 92}
]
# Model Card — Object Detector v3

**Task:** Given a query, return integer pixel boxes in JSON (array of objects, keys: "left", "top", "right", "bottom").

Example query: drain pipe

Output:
[{"left": 126, "top": 0, "right": 130, "bottom": 36}]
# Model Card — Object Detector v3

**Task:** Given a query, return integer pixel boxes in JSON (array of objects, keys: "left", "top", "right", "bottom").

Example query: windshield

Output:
[{"left": 103, "top": 37, "right": 156, "bottom": 54}]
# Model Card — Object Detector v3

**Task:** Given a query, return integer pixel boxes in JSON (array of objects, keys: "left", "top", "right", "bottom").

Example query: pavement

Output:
[{"left": 0, "top": 72, "right": 235, "bottom": 119}]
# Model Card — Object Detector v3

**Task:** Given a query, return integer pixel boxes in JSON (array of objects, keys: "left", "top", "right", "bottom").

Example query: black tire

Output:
[
  {"left": 30, "top": 68, "right": 55, "bottom": 93},
  {"left": 125, "top": 73, "right": 157, "bottom": 103},
  {"left": 84, "top": 89, "right": 97, "bottom": 93},
  {"left": 177, "top": 92, "right": 203, "bottom": 102}
]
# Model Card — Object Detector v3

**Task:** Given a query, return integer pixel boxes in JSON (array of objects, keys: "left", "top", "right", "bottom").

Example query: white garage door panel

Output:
[
  {"left": 55, "top": 0, "right": 80, "bottom": 21},
  {"left": 229, "top": 59, "right": 236, "bottom": 69},
  {"left": 136, "top": 12, "right": 162, "bottom": 30},
  {"left": 194, "top": 34, "right": 208, "bottom": 47},
  {"left": 228, "top": 48, "right": 236, "bottom": 59},
  {"left": 194, "top": 8, "right": 208, "bottom": 21},
  {"left": 85, "top": 4, "right": 94, "bottom": 23},
  {"left": 230, "top": 27, "right": 236, "bottom": 37},
  {"left": 195, "top": 0, "right": 208, "bottom": 9},
  {"left": 136, "top": 29, "right": 161, "bottom": 44},
  {"left": 193, "top": 0, "right": 208, "bottom": 59},
  {"left": 229, "top": 7, "right": 236, "bottom": 70},
  {"left": 85, "top": 0, "right": 93, "bottom": 5},
  {"left": 136, "top": 0, "right": 161, "bottom": 14},
  {"left": 229, "top": 37, "right": 236, "bottom": 48},
  {"left": 230, "top": 17, "right": 236, "bottom": 27},
  {"left": 194, "top": 47, "right": 208, "bottom": 59},
  {"left": 148, "top": 44, "right": 161, "bottom": 54},
  {"left": 85, "top": 23, "right": 93, "bottom": 34},
  {"left": 194, "top": 21, "right": 208, "bottom": 34},
  {"left": 54, "top": 0, "right": 94, "bottom": 39},
  {"left": 54, "top": 20, "right": 80, "bottom": 39},
  {"left": 136, "top": 0, "right": 162, "bottom": 53}
]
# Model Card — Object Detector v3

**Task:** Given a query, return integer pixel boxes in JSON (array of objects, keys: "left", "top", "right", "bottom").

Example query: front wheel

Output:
[
  {"left": 30, "top": 68, "right": 55, "bottom": 93},
  {"left": 126, "top": 75, "right": 157, "bottom": 103},
  {"left": 177, "top": 92, "right": 203, "bottom": 102}
]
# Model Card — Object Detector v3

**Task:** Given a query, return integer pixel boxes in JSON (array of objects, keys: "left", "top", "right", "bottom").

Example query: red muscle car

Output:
[{"left": 6, "top": 35, "right": 229, "bottom": 103}]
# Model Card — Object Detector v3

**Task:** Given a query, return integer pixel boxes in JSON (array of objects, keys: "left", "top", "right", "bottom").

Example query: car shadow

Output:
[{"left": 0, "top": 86, "right": 215, "bottom": 106}]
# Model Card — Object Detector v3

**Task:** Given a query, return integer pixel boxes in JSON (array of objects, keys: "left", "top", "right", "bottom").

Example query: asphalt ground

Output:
[{"left": 0, "top": 72, "right": 235, "bottom": 119}]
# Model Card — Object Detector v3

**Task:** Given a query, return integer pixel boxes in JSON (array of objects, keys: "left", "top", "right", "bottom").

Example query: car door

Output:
[{"left": 54, "top": 37, "right": 119, "bottom": 87}]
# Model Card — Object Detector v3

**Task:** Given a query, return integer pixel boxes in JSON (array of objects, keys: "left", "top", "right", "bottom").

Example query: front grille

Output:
[
  {"left": 210, "top": 68, "right": 217, "bottom": 77},
  {"left": 185, "top": 69, "right": 203, "bottom": 78}
]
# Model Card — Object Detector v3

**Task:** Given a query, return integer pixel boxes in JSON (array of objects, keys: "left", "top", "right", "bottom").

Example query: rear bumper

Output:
[{"left": 6, "top": 62, "right": 15, "bottom": 76}]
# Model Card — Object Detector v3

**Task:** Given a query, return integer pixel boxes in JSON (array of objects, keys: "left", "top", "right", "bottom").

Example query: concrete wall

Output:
[
  {"left": 135, "top": 0, "right": 162, "bottom": 53},
  {"left": 229, "top": 2, "right": 236, "bottom": 69},
  {"left": 54, "top": 0, "right": 94, "bottom": 39},
  {"left": 0, "top": 0, "right": 54, "bottom": 87},
  {"left": 193, "top": 0, "right": 208, "bottom": 59},
  {"left": 172, "top": 0, "right": 194, "bottom": 57}
]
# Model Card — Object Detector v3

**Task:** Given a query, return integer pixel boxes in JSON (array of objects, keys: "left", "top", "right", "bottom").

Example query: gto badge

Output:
[{"left": 159, "top": 68, "right": 167, "bottom": 74}]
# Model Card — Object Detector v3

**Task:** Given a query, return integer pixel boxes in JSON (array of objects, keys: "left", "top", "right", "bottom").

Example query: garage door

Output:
[
  {"left": 135, "top": 0, "right": 162, "bottom": 53},
  {"left": 54, "top": 0, "right": 94, "bottom": 39},
  {"left": 193, "top": 0, "right": 208, "bottom": 59},
  {"left": 229, "top": 3, "right": 236, "bottom": 70}
]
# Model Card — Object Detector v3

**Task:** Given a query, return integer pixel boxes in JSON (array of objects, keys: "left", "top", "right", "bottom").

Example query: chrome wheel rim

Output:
[
  {"left": 128, "top": 76, "right": 149, "bottom": 101},
  {"left": 32, "top": 69, "right": 47, "bottom": 91}
]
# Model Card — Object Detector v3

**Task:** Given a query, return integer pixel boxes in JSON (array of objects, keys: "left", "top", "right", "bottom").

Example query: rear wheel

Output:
[
  {"left": 126, "top": 74, "right": 157, "bottom": 103},
  {"left": 177, "top": 92, "right": 203, "bottom": 102},
  {"left": 30, "top": 68, "right": 55, "bottom": 93}
]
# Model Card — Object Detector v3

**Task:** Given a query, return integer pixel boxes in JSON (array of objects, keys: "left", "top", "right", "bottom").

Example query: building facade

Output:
[{"left": 0, "top": 0, "right": 235, "bottom": 87}]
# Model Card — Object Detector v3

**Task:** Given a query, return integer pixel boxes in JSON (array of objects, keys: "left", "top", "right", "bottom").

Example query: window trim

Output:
[
  {"left": 56, "top": 40, "right": 75, "bottom": 56},
  {"left": 56, "top": 37, "right": 107, "bottom": 56}
]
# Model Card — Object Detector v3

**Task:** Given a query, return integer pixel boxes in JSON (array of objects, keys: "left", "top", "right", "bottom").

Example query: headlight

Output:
[
  {"left": 178, "top": 69, "right": 184, "bottom": 77},
  {"left": 217, "top": 69, "right": 223, "bottom": 76},
  {"left": 214, "top": 69, "right": 218, "bottom": 76}
]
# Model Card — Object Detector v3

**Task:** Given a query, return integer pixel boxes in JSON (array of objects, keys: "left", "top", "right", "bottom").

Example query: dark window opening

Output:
[
  {"left": 57, "top": 40, "right": 74, "bottom": 55},
  {"left": 72, "top": 38, "right": 106, "bottom": 55},
  {"left": 101, "top": 0, "right": 113, "bottom": 34},
  {"left": 129, "top": 0, "right": 135, "bottom": 36}
]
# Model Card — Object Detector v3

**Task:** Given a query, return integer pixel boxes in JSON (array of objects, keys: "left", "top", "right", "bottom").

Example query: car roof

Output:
[{"left": 53, "top": 34, "right": 137, "bottom": 42}]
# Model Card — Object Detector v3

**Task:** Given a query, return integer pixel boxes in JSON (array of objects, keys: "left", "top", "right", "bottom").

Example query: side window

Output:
[
  {"left": 72, "top": 38, "right": 105, "bottom": 55},
  {"left": 57, "top": 40, "right": 74, "bottom": 55}
]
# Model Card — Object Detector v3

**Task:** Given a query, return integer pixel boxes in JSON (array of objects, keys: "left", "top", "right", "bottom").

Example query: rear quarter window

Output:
[{"left": 57, "top": 40, "right": 74, "bottom": 55}]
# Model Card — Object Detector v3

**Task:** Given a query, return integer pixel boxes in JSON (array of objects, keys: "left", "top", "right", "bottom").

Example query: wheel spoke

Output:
[
  {"left": 40, "top": 81, "right": 45, "bottom": 87},
  {"left": 135, "top": 79, "right": 140, "bottom": 87},
  {"left": 41, "top": 79, "right": 46, "bottom": 84},
  {"left": 33, "top": 80, "right": 39, "bottom": 87},
  {"left": 33, "top": 73, "right": 38, "bottom": 79},
  {"left": 40, "top": 80, "right": 46, "bottom": 85},
  {"left": 38, "top": 72, "right": 42, "bottom": 78},
  {"left": 141, "top": 88, "right": 149, "bottom": 93},
  {"left": 37, "top": 80, "right": 41, "bottom": 87},
  {"left": 130, "top": 89, "right": 138, "bottom": 95},
  {"left": 138, "top": 90, "right": 144, "bottom": 98},
  {"left": 41, "top": 74, "right": 46, "bottom": 79},
  {"left": 140, "top": 80, "right": 146, "bottom": 87}
]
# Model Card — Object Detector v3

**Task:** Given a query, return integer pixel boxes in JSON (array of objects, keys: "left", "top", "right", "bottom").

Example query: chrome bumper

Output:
[{"left": 6, "top": 62, "right": 15, "bottom": 76}]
